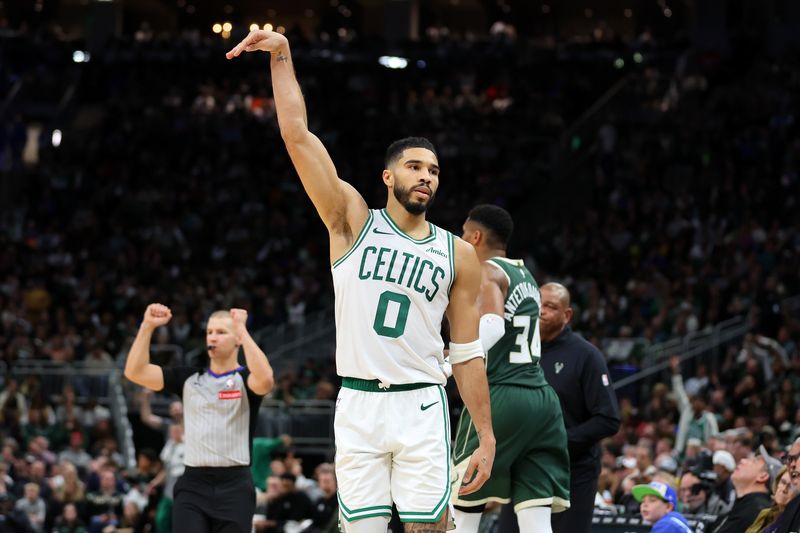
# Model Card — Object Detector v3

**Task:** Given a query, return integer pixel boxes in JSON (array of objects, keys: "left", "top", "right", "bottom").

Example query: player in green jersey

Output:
[{"left": 452, "top": 205, "right": 570, "bottom": 533}]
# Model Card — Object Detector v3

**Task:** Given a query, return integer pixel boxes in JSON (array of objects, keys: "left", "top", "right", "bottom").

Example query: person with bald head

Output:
[{"left": 539, "top": 282, "right": 621, "bottom": 533}]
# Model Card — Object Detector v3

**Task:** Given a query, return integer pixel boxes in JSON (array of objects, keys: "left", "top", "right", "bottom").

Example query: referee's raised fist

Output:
[
  {"left": 143, "top": 303, "right": 172, "bottom": 328},
  {"left": 230, "top": 308, "right": 248, "bottom": 333}
]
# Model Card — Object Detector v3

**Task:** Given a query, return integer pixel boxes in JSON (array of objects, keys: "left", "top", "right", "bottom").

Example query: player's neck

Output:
[
  {"left": 480, "top": 248, "right": 507, "bottom": 263},
  {"left": 384, "top": 204, "right": 429, "bottom": 238}
]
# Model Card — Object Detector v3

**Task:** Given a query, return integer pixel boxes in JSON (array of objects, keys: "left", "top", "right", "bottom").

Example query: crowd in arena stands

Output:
[
  {"left": 0, "top": 16, "right": 799, "bottom": 533},
  {"left": 1, "top": 25, "right": 796, "bottom": 374},
  {"left": 0, "top": 376, "right": 338, "bottom": 532}
]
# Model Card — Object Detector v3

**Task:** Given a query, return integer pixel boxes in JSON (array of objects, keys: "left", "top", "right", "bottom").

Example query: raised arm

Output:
[
  {"left": 230, "top": 308, "right": 274, "bottom": 396},
  {"left": 447, "top": 239, "right": 496, "bottom": 495},
  {"left": 226, "top": 31, "right": 368, "bottom": 256},
  {"left": 124, "top": 304, "right": 169, "bottom": 391}
]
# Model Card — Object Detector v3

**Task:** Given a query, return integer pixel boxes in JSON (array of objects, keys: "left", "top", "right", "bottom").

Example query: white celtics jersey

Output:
[{"left": 332, "top": 209, "right": 456, "bottom": 385}]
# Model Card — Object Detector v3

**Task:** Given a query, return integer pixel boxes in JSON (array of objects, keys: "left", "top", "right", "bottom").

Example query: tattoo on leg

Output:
[
  {"left": 404, "top": 508, "right": 450, "bottom": 533},
  {"left": 404, "top": 526, "right": 444, "bottom": 533}
]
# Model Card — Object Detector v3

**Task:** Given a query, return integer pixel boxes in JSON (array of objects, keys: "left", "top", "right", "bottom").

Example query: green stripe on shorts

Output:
[{"left": 337, "top": 492, "right": 392, "bottom": 521}]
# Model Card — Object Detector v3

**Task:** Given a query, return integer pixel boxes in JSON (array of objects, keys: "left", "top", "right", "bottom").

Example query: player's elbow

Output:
[{"left": 279, "top": 118, "right": 308, "bottom": 145}]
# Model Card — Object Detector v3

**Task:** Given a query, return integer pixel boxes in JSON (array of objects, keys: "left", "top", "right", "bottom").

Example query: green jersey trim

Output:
[
  {"left": 446, "top": 232, "right": 456, "bottom": 295},
  {"left": 485, "top": 258, "right": 511, "bottom": 286},
  {"left": 332, "top": 211, "right": 374, "bottom": 269},
  {"left": 380, "top": 209, "right": 437, "bottom": 244}
]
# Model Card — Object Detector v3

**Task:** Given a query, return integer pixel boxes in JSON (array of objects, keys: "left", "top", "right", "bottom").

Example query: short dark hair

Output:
[
  {"left": 467, "top": 204, "right": 514, "bottom": 247},
  {"left": 279, "top": 472, "right": 297, "bottom": 483},
  {"left": 384, "top": 137, "right": 437, "bottom": 168}
]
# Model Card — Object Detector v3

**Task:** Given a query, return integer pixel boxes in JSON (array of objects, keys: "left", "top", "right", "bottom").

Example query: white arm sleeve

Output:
[{"left": 480, "top": 313, "right": 505, "bottom": 352}]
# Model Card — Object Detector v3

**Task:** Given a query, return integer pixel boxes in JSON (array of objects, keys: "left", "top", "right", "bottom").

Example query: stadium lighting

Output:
[
  {"left": 664, "top": 8, "right": 672, "bottom": 17},
  {"left": 212, "top": 23, "right": 222, "bottom": 33},
  {"left": 379, "top": 56, "right": 408, "bottom": 69},
  {"left": 263, "top": 23, "right": 273, "bottom": 31},
  {"left": 72, "top": 50, "right": 90, "bottom": 63},
  {"left": 614, "top": 57, "right": 625, "bottom": 69},
  {"left": 222, "top": 30, "right": 231, "bottom": 39},
  {"left": 222, "top": 22, "right": 232, "bottom": 32},
  {"left": 249, "top": 23, "right": 259, "bottom": 31},
  {"left": 276, "top": 26, "right": 286, "bottom": 34},
  {"left": 52, "top": 129, "right": 62, "bottom": 147},
  {"left": 633, "top": 52, "right": 644, "bottom": 64}
]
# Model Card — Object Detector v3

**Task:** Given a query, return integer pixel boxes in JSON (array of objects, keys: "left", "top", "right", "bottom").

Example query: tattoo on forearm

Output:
[{"left": 277, "top": 53, "right": 288, "bottom": 63}]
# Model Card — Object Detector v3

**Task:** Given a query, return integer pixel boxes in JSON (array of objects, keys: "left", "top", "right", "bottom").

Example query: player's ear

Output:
[
  {"left": 382, "top": 168, "right": 393, "bottom": 186},
  {"left": 465, "top": 229, "right": 481, "bottom": 246}
]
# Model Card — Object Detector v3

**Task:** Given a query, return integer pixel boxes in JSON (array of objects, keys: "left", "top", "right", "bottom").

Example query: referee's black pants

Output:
[
  {"left": 497, "top": 464, "right": 598, "bottom": 533},
  {"left": 173, "top": 466, "right": 255, "bottom": 533}
]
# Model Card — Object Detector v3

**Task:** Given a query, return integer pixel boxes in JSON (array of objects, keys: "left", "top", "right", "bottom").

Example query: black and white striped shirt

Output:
[{"left": 161, "top": 366, "right": 263, "bottom": 467}]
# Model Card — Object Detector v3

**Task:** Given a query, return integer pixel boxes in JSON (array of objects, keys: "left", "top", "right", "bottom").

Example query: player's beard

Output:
[{"left": 393, "top": 182, "right": 435, "bottom": 215}]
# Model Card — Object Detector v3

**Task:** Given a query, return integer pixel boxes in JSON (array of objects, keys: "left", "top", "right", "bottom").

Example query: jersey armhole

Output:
[
  {"left": 485, "top": 259, "right": 511, "bottom": 286},
  {"left": 332, "top": 210, "right": 374, "bottom": 269}
]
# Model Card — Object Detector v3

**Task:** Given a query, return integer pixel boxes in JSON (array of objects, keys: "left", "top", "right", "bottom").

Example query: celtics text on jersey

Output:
[{"left": 331, "top": 209, "right": 456, "bottom": 385}]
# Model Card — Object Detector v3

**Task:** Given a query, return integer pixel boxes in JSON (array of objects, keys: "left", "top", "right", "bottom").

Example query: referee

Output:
[{"left": 125, "top": 303, "right": 274, "bottom": 533}]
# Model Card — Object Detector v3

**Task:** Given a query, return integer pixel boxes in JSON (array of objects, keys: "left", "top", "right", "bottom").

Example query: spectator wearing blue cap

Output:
[{"left": 633, "top": 481, "right": 695, "bottom": 533}]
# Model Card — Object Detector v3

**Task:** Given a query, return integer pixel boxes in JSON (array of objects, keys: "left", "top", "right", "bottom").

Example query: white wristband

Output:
[{"left": 449, "top": 339, "right": 485, "bottom": 365}]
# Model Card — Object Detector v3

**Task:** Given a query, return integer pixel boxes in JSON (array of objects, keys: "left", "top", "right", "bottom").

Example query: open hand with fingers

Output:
[
  {"left": 225, "top": 30, "right": 288, "bottom": 59},
  {"left": 459, "top": 439, "right": 496, "bottom": 495}
]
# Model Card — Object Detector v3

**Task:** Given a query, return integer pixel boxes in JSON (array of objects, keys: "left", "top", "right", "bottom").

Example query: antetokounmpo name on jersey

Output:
[
  {"left": 504, "top": 281, "right": 540, "bottom": 321},
  {"left": 358, "top": 246, "right": 446, "bottom": 302}
]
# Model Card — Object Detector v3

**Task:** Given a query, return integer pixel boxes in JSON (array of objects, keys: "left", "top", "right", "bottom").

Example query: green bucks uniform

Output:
[{"left": 452, "top": 257, "right": 570, "bottom": 513}]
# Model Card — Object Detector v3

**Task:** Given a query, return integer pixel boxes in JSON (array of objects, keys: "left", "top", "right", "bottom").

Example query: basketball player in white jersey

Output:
[{"left": 227, "top": 31, "right": 496, "bottom": 533}]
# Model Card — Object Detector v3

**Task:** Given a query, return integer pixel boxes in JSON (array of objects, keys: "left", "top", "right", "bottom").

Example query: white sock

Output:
[
  {"left": 516, "top": 506, "right": 552, "bottom": 533},
  {"left": 452, "top": 508, "right": 482, "bottom": 533},
  {"left": 340, "top": 515, "right": 390, "bottom": 533}
]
